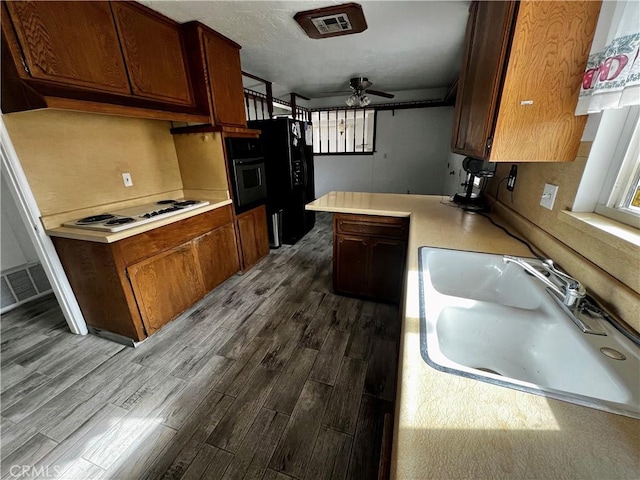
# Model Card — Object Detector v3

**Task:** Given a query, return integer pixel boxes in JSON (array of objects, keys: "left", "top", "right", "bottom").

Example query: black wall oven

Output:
[{"left": 226, "top": 137, "right": 268, "bottom": 213}]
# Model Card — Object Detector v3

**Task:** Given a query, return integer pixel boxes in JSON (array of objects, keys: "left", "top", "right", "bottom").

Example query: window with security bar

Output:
[{"left": 311, "top": 108, "right": 376, "bottom": 154}]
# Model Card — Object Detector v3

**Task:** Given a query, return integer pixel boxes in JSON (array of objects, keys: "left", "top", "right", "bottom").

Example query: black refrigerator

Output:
[{"left": 248, "top": 118, "right": 316, "bottom": 246}]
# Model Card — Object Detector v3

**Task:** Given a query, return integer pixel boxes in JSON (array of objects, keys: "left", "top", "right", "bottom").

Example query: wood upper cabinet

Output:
[
  {"left": 181, "top": 22, "right": 247, "bottom": 127},
  {"left": 2, "top": 1, "right": 208, "bottom": 122},
  {"left": 4, "top": 1, "right": 130, "bottom": 94},
  {"left": 451, "top": 1, "right": 601, "bottom": 162},
  {"left": 333, "top": 214, "right": 408, "bottom": 303},
  {"left": 127, "top": 242, "right": 205, "bottom": 335},
  {"left": 194, "top": 223, "right": 241, "bottom": 292},
  {"left": 237, "top": 205, "right": 270, "bottom": 270},
  {"left": 451, "top": 1, "right": 515, "bottom": 159},
  {"left": 110, "top": 2, "right": 193, "bottom": 106},
  {"left": 202, "top": 30, "right": 247, "bottom": 127}
]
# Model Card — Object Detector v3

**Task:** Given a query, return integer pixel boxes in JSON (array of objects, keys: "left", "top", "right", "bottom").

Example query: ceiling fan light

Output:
[
  {"left": 346, "top": 94, "right": 358, "bottom": 106},
  {"left": 360, "top": 95, "right": 371, "bottom": 106}
]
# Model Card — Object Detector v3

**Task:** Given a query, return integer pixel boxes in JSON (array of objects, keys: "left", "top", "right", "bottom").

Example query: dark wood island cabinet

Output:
[
  {"left": 52, "top": 205, "right": 240, "bottom": 343},
  {"left": 333, "top": 213, "right": 409, "bottom": 303}
]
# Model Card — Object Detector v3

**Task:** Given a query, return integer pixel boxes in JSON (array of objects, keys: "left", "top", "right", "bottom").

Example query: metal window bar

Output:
[
  {"left": 334, "top": 110, "right": 338, "bottom": 152},
  {"left": 244, "top": 88, "right": 269, "bottom": 121},
  {"left": 343, "top": 110, "right": 347, "bottom": 153},
  {"left": 362, "top": 109, "right": 369, "bottom": 152},
  {"left": 316, "top": 112, "right": 322, "bottom": 153},
  {"left": 352, "top": 108, "right": 356, "bottom": 152},
  {"left": 244, "top": 92, "right": 251, "bottom": 120},
  {"left": 314, "top": 112, "right": 322, "bottom": 153},
  {"left": 307, "top": 106, "right": 376, "bottom": 154},
  {"left": 360, "top": 109, "right": 364, "bottom": 151},
  {"left": 244, "top": 90, "right": 311, "bottom": 122},
  {"left": 326, "top": 110, "right": 330, "bottom": 153}
]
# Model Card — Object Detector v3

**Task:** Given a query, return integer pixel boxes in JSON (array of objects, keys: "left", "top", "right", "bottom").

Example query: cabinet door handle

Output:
[{"left": 21, "top": 56, "right": 30, "bottom": 74}]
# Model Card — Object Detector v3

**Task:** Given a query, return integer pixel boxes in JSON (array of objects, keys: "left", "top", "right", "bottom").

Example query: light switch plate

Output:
[
  {"left": 540, "top": 183, "right": 558, "bottom": 210},
  {"left": 122, "top": 172, "right": 133, "bottom": 187}
]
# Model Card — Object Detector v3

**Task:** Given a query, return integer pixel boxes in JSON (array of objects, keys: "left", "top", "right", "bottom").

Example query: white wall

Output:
[
  {"left": 443, "top": 150, "right": 467, "bottom": 198},
  {"left": 1, "top": 171, "right": 38, "bottom": 271},
  {"left": 314, "top": 106, "right": 455, "bottom": 197}
]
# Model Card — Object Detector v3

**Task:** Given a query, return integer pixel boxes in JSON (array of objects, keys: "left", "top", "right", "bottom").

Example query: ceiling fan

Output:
[{"left": 346, "top": 77, "right": 394, "bottom": 107}]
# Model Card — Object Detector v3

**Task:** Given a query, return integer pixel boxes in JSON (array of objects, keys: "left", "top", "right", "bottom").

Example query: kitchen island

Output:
[{"left": 307, "top": 192, "right": 639, "bottom": 479}]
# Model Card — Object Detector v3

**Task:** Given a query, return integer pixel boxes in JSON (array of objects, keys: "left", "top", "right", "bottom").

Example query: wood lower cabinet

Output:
[
  {"left": 370, "top": 238, "right": 407, "bottom": 301},
  {"left": 452, "top": 1, "right": 601, "bottom": 162},
  {"left": 128, "top": 242, "right": 205, "bottom": 335},
  {"left": 237, "top": 205, "right": 270, "bottom": 271},
  {"left": 52, "top": 206, "right": 240, "bottom": 342},
  {"left": 333, "top": 214, "right": 409, "bottom": 303},
  {"left": 195, "top": 223, "right": 240, "bottom": 291},
  {"left": 334, "top": 235, "right": 370, "bottom": 297}
]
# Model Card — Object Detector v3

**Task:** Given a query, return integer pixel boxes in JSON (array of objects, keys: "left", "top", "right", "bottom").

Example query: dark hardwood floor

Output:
[{"left": 0, "top": 212, "right": 400, "bottom": 479}]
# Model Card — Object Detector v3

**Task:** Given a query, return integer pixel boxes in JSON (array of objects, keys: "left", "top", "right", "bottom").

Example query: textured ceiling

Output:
[{"left": 142, "top": 1, "right": 470, "bottom": 100}]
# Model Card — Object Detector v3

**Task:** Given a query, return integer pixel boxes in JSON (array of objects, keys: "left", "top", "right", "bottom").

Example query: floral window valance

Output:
[{"left": 576, "top": 1, "right": 640, "bottom": 115}]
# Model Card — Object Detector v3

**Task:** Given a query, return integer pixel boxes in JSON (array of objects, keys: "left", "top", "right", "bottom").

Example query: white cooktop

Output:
[{"left": 63, "top": 199, "right": 210, "bottom": 232}]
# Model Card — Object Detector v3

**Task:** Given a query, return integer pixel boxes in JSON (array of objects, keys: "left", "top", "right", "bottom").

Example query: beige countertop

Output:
[
  {"left": 307, "top": 191, "right": 640, "bottom": 480},
  {"left": 45, "top": 198, "right": 233, "bottom": 244}
]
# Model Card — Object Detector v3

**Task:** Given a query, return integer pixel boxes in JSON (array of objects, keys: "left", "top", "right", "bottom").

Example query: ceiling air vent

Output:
[
  {"left": 312, "top": 14, "right": 352, "bottom": 35},
  {"left": 294, "top": 3, "right": 367, "bottom": 39}
]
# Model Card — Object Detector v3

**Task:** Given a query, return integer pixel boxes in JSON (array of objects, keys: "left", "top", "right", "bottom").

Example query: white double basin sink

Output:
[{"left": 418, "top": 247, "right": 640, "bottom": 419}]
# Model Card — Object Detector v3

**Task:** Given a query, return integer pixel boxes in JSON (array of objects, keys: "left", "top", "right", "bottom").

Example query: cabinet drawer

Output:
[
  {"left": 335, "top": 214, "right": 408, "bottom": 239},
  {"left": 118, "top": 205, "right": 234, "bottom": 266}
]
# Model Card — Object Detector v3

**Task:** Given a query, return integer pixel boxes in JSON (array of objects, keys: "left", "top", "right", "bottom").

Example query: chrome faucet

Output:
[
  {"left": 502, "top": 255, "right": 607, "bottom": 336},
  {"left": 503, "top": 255, "right": 585, "bottom": 307}
]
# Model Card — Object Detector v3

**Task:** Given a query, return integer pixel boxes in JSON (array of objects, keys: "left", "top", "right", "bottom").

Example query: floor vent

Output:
[{"left": 1, "top": 262, "right": 52, "bottom": 313}]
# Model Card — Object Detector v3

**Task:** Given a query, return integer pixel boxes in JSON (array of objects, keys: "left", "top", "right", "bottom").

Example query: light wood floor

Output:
[{"left": 0, "top": 212, "right": 400, "bottom": 480}]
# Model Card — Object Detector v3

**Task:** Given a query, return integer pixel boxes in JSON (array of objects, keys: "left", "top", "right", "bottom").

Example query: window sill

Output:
[{"left": 559, "top": 211, "right": 640, "bottom": 251}]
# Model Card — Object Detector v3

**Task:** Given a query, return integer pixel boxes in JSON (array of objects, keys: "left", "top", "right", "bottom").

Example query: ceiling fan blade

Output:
[{"left": 365, "top": 89, "right": 394, "bottom": 99}]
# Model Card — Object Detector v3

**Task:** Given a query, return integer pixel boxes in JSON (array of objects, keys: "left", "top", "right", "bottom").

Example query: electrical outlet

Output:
[
  {"left": 540, "top": 183, "right": 558, "bottom": 210},
  {"left": 122, "top": 172, "right": 133, "bottom": 187}
]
